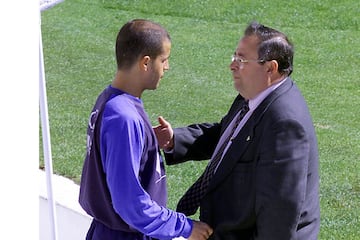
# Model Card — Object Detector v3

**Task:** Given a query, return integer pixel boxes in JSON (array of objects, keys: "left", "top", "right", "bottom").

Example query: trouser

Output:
[{"left": 86, "top": 219, "right": 156, "bottom": 240}]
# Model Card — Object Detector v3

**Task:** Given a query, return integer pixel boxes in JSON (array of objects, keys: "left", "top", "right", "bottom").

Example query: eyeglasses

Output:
[{"left": 231, "top": 54, "right": 265, "bottom": 65}]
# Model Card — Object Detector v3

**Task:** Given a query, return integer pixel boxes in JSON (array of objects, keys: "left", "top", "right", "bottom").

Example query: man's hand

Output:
[
  {"left": 153, "top": 116, "right": 174, "bottom": 150},
  {"left": 188, "top": 220, "right": 213, "bottom": 240}
]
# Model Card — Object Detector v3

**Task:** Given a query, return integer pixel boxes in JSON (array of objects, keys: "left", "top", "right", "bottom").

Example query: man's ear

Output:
[
  {"left": 266, "top": 60, "right": 279, "bottom": 74},
  {"left": 139, "top": 56, "right": 151, "bottom": 71}
]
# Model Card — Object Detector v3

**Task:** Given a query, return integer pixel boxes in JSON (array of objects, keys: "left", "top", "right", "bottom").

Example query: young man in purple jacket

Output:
[{"left": 79, "top": 19, "right": 212, "bottom": 240}]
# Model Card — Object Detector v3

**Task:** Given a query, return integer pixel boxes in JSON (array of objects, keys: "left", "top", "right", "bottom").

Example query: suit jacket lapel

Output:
[
  {"left": 207, "top": 78, "right": 293, "bottom": 192},
  {"left": 218, "top": 94, "right": 247, "bottom": 136}
]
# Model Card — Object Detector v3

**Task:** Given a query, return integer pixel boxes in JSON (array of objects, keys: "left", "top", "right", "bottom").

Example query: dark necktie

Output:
[{"left": 176, "top": 101, "right": 249, "bottom": 216}]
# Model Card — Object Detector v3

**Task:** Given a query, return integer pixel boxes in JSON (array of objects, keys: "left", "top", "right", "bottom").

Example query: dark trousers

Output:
[{"left": 86, "top": 219, "right": 155, "bottom": 240}]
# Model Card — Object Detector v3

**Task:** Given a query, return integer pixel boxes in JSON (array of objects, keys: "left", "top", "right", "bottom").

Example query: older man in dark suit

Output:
[{"left": 154, "top": 21, "right": 320, "bottom": 239}]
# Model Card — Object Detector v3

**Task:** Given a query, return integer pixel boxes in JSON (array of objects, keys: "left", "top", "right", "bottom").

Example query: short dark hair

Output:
[
  {"left": 244, "top": 21, "right": 294, "bottom": 76},
  {"left": 115, "top": 19, "right": 171, "bottom": 70}
]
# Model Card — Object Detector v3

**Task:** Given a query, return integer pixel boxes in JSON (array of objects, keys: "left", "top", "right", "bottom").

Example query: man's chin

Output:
[{"left": 233, "top": 83, "right": 241, "bottom": 91}]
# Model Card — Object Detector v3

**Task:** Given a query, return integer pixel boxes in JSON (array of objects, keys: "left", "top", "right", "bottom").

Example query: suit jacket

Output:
[{"left": 165, "top": 78, "right": 320, "bottom": 240}]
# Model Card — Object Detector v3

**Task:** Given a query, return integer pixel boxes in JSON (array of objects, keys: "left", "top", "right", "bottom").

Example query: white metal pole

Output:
[{"left": 39, "top": 16, "right": 58, "bottom": 240}]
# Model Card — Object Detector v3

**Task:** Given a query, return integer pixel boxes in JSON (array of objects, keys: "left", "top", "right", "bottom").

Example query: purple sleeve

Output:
[{"left": 100, "top": 103, "right": 192, "bottom": 239}]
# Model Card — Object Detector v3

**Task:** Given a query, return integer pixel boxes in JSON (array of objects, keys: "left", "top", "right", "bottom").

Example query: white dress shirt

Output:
[{"left": 212, "top": 79, "right": 287, "bottom": 172}]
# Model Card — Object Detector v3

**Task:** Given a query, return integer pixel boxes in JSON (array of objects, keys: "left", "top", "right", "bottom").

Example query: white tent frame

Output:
[
  {"left": 39, "top": 30, "right": 58, "bottom": 240},
  {"left": 39, "top": 1, "right": 65, "bottom": 239}
]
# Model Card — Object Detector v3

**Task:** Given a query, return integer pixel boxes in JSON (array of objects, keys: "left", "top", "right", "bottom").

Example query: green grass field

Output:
[{"left": 40, "top": 0, "right": 360, "bottom": 239}]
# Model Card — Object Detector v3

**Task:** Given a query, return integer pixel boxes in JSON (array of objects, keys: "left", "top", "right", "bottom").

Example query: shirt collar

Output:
[{"left": 248, "top": 77, "right": 287, "bottom": 111}]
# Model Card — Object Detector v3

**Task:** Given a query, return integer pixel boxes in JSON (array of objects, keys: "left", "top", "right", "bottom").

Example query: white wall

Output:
[
  {"left": 39, "top": 170, "right": 92, "bottom": 240},
  {"left": 1, "top": 1, "right": 39, "bottom": 239},
  {"left": 39, "top": 170, "right": 188, "bottom": 240}
]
